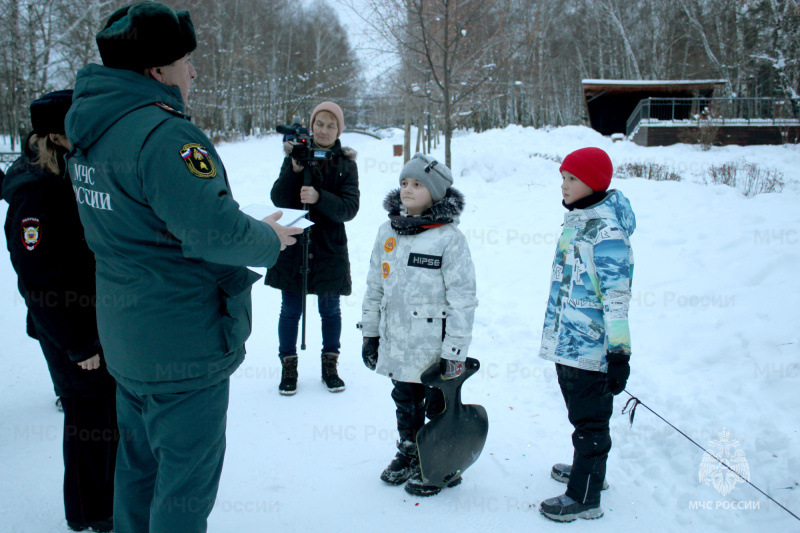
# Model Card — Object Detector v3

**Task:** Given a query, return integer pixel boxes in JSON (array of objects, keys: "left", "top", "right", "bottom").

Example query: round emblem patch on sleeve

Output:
[
  {"left": 382, "top": 262, "right": 390, "bottom": 279},
  {"left": 384, "top": 237, "right": 396, "bottom": 253},
  {"left": 21, "top": 217, "right": 41, "bottom": 251},
  {"left": 179, "top": 143, "right": 217, "bottom": 178}
]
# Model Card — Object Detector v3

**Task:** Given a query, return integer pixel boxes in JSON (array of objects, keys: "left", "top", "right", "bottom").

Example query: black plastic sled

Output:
[{"left": 415, "top": 357, "right": 489, "bottom": 487}]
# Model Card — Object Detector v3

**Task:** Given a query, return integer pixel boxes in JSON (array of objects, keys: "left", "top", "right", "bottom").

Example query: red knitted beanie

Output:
[
  {"left": 310, "top": 101, "right": 344, "bottom": 138},
  {"left": 559, "top": 147, "right": 613, "bottom": 191}
]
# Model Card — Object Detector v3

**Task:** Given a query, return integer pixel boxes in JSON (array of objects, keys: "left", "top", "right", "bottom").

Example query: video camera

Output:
[
  {"left": 276, "top": 122, "right": 308, "bottom": 141},
  {"left": 276, "top": 123, "right": 333, "bottom": 164}
]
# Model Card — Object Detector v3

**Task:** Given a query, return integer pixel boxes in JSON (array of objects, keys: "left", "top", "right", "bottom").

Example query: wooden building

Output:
[
  {"left": 582, "top": 79, "right": 726, "bottom": 136},
  {"left": 582, "top": 79, "right": 800, "bottom": 147}
]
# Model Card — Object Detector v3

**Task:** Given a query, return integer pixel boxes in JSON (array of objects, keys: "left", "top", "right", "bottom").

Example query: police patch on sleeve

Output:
[
  {"left": 21, "top": 217, "right": 41, "bottom": 251},
  {"left": 179, "top": 143, "right": 217, "bottom": 179}
]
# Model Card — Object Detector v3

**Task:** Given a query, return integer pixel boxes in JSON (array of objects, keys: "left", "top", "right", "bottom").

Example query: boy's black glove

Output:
[
  {"left": 362, "top": 337, "right": 379, "bottom": 370},
  {"left": 605, "top": 351, "right": 630, "bottom": 395}
]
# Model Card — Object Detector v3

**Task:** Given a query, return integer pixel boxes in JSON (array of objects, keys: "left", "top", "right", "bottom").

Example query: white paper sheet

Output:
[{"left": 241, "top": 204, "right": 314, "bottom": 229}]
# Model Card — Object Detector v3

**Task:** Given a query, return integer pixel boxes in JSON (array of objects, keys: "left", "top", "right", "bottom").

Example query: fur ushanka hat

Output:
[{"left": 96, "top": 1, "right": 197, "bottom": 72}]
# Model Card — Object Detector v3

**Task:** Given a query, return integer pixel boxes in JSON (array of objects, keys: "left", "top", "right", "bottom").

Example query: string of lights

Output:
[
  {"left": 192, "top": 60, "right": 360, "bottom": 95},
  {"left": 189, "top": 56, "right": 399, "bottom": 112}
]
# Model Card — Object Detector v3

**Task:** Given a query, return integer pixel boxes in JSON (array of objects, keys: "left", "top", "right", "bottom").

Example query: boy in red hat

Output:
[{"left": 537, "top": 147, "right": 636, "bottom": 522}]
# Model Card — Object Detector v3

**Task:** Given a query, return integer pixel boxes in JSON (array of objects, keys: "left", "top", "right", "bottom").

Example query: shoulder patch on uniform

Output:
[
  {"left": 21, "top": 217, "right": 41, "bottom": 251},
  {"left": 384, "top": 237, "right": 396, "bottom": 253},
  {"left": 179, "top": 143, "right": 217, "bottom": 179}
]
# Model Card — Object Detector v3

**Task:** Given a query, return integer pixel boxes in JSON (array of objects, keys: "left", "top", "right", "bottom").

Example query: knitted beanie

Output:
[
  {"left": 96, "top": 1, "right": 197, "bottom": 72},
  {"left": 559, "top": 147, "right": 613, "bottom": 191},
  {"left": 30, "top": 90, "right": 73, "bottom": 135},
  {"left": 310, "top": 101, "right": 344, "bottom": 138},
  {"left": 399, "top": 153, "right": 453, "bottom": 203}
]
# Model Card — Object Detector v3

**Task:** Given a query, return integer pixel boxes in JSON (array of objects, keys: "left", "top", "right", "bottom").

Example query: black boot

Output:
[
  {"left": 551, "top": 463, "right": 609, "bottom": 490},
  {"left": 404, "top": 465, "right": 462, "bottom": 497},
  {"left": 279, "top": 355, "right": 298, "bottom": 396},
  {"left": 380, "top": 440, "right": 418, "bottom": 485},
  {"left": 539, "top": 494, "right": 603, "bottom": 522},
  {"left": 321, "top": 353, "right": 345, "bottom": 392}
]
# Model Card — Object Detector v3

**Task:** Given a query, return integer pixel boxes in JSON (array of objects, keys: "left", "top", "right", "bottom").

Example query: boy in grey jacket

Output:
[{"left": 361, "top": 153, "right": 478, "bottom": 497}]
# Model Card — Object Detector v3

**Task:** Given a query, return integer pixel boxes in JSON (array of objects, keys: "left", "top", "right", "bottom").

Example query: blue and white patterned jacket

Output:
[{"left": 539, "top": 190, "right": 635, "bottom": 372}]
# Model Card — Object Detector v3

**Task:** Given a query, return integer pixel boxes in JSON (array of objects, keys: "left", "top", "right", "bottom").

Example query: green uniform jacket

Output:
[{"left": 65, "top": 64, "right": 281, "bottom": 394}]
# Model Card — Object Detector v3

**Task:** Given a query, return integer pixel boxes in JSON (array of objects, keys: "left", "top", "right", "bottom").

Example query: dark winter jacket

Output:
[
  {"left": 65, "top": 64, "right": 282, "bottom": 394},
  {"left": 2, "top": 137, "right": 115, "bottom": 398},
  {"left": 266, "top": 141, "right": 359, "bottom": 296}
]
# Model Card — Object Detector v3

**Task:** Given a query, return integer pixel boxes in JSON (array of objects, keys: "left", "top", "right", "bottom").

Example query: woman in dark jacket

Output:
[
  {"left": 2, "top": 90, "right": 117, "bottom": 533},
  {"left": 267, "top": 101, "right": 359, "bottom": 395}
]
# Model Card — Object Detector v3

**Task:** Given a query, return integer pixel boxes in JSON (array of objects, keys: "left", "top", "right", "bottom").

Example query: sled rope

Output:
[{"left": 621, "top": 391, "right": 800, "bottom": 522}]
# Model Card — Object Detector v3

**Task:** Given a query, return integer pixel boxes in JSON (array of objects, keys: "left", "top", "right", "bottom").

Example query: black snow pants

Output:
[
  {"left": 62, "top": 395, "right": 118, "bottom": 526},
  {"left": 35, "top": 334, "right": 118, "bottom": 526},
  {"left": 556, "top": 363, "right": 613, "bottom": 506},
  {"left": 391, "top": 380, "right": 445, "bottom": 442}
]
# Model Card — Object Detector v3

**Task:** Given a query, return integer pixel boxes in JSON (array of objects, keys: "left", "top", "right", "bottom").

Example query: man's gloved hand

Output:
[
  {"left": 362, "top": 337, "right": 379, "bottom": 370},
  {"left": 606, "top": 351, "right": 630, "bottom": 395},
  {"left": 440, "top": 358, "right": 464, "bottom": 380}
]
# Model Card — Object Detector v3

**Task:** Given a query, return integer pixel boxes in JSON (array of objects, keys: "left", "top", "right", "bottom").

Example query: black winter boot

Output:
[
  {"left": 279, "top": 356, "right": 298, "bottom": 396},
  {"left": 551, "top": 463, "right": 609, "bottom": 490},
  {"left": 539, "top": 493, "right": 603, "bottom": 522},
  {"left": 380, "top": 440, "right": 419, "bottom": 485},
  {"left": 404, "top": 465, "right": 462, "bottom": 497},
  {"left": 321, "top": 353, "right": 345, "bottom": 392}
]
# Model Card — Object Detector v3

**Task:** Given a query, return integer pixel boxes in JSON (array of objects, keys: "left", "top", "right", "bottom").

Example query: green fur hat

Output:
[{"left": 96, "top": 1, "right": 197, "bottom": 72}]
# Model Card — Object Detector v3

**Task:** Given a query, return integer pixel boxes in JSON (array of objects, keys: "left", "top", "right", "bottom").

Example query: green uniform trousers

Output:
[{"left": 113, "top": 377, "right": 229, "bottom": 533}]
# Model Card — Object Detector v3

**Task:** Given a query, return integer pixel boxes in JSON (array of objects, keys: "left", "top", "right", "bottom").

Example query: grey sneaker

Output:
[
  {"left": 539, "top": 493, "right": 603, "bottom": 522},
  {"left": 551, "top": 463, "right": 609, "bottom": 490}
]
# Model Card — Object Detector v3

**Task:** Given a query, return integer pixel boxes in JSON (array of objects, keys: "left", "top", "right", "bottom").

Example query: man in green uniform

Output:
[{"left": 64, "top": 3, "right": 302, "bottom": 531}]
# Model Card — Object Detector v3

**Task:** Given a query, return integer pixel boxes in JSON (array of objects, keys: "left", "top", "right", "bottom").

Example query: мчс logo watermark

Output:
[
  {"left": 698, "top": 428, "right": 750, "bottom": 497},
  {"left": 689, "top": 428, "right": 761, "bottom": 511}
]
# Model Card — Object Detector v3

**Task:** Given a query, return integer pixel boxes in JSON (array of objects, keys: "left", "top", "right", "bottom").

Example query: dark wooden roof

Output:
[{"left": 582, "top": 79, "right": 728, "bottom": 135}]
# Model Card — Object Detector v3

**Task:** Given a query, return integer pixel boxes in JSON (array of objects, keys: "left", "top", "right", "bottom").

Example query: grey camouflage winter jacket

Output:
[{"left": 361, "top": 189, "right": 478, "bottom": 383}]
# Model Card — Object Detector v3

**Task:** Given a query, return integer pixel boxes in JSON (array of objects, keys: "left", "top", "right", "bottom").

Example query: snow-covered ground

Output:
[{"left": 1, "top": 126, "right": 798, "bottom": 532}]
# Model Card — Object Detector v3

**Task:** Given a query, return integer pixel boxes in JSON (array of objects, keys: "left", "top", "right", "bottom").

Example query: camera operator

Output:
[{"left": 267, "top": 101, "right": 360, "bottom": 395}]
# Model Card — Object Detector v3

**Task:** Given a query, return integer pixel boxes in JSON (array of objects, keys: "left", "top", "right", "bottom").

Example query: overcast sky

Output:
[{"left": 330, "top": 1, "right": 399, "bottom": 82}]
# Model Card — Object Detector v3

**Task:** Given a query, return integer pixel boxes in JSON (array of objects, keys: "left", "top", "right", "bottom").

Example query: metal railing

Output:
[{"left": 626, "top": 97, "right": 800, "bottom": 137}]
